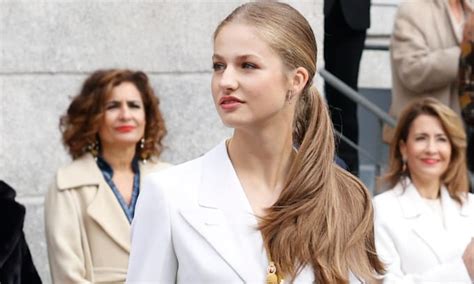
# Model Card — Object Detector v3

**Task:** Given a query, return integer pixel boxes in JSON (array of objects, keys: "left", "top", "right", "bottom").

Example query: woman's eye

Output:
[
  {"left": 437, "top": 137, "right": 448, "bottom": 142},
  {"left": 212, "top": 63, "right": 225, "bottom": 71},
  {"left": 129, "top": 102, "right": 142, "bottom": 109},
  {"left": 415, "top": 136, "right": 426, "bottom": 141},
  {"left": 242, "top": 62, "right": 257, "bottom": 69},
  {"left": 105, "top": 104, "right": 118, "bottom": 110}
]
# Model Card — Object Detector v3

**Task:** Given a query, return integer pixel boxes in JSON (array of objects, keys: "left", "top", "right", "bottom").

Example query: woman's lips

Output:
[
  {"left": 420, "top": 158, "right": 439, "bottom": 165},
  {"left": 115, "top": 126, "right": 135, "bottom": 133},
  {"left": 219, "top": 96, "right": 244, "bottom": 110}
]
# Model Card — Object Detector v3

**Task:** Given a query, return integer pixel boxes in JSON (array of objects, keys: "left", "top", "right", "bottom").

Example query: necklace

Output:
[{"left": 266, "top": 260, "right": 284, "bottom": 284}]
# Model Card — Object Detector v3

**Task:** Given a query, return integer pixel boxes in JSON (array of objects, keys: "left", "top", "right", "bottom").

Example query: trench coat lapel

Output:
[
  {"left": 438, "top": 0, "right": 460, "bottom": 45},
  {"left": 59, "top": 155, "right": 165, "bottom": 254},
  {"left": 87, "top": 179, "right": 131, "bottom": 253},
  {"left": 85, "top": 159, "right": 131, "bottom": 253},
  {"left": 439, "top": 0, "right": 474, "bottom": 44},
  {"left": 179, "top": 141, "right": 253, "bottom": 283}
]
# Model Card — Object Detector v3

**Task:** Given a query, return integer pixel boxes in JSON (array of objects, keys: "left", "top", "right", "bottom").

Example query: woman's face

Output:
[
  {"left": 211, "top": 23, "right": 292, "bottom": 129},
  {"left": 98, "top": 82, "right": 146, "bottom": 150},
  {"left": 400, "top": 114, "right": 452, "bottom": 184}
]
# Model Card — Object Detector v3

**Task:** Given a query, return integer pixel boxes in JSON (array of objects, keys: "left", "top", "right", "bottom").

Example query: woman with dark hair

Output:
[
  {"left": 45, "top": 69, "right": 169, "bottom": 283},
  {"left": 127, "top": 2, "right": 383, "bottom": 283},
  {"left": 374, "top": 97, "right": 474, "bottom": 282}
]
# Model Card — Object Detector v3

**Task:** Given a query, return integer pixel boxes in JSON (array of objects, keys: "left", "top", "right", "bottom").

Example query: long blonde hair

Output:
[
  {"left": 215, "top": 2, "right": 384, "bottom": 282},
  {"left": 384, "top": 97, "right": 469, "bottom": 204}
]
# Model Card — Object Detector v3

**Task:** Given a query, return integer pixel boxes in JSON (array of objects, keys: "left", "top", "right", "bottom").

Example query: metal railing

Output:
[
  {"left": 319, "top": 69, "right": 396, "bottom": 127},
  {"left": 364, "top": 43, "right": 390, "bottom": 51},
  {"left": 318, "top": 68, "right": 395, "bottom": 173}
]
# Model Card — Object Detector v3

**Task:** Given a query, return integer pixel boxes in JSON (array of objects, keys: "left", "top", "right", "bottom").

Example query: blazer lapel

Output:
[
  {"left": 179, "top": 141, "right": 254, "bottom": 283},
  {"left": 441, "top": 187, "right": 474, "bottom": 238},
  {"left": 179, "top": 207, "right": 249, "bottom": 282},
  {"left": 399, "top": 182, "right": 449, "bottom": 262}
]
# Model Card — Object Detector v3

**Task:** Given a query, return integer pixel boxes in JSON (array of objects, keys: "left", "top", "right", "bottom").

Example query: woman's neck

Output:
[
  {"left": 100, "top": 144, "right": 136, "bottom": 172},
  {"left": 411, "top": 175, "right": 441, "bottom": 200},
  {"left": 228, "top": 125, "right": 295, "bottom": 195}
]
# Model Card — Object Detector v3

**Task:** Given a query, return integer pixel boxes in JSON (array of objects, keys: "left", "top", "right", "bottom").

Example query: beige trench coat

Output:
[
  {"left": 384, "top": 0, "right": 470, "bottom": 142},
  {"left": 45, "top": 153, "right": 170, "bottom": 283}
]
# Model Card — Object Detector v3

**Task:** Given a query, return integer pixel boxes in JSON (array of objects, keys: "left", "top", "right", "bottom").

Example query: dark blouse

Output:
[{"left": 96, "top": 157, "right": 140, "bottom": 223}]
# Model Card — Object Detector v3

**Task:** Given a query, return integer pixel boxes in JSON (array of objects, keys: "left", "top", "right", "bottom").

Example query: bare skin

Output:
[{"left": 227, "top": 123, "right": 296, "bottom": 217}]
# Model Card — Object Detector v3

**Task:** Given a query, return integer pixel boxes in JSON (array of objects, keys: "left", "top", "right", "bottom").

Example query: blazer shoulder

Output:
[
  {"left": 142, "top": 155, "right": 204, "bottom": 202},
  {"left": 141, "top": 159, "right": 172, "bottom": 176},
  {"left": 373, "top": 188, "right": 400, "bottom": 206},
  {"left": 373, "top": 187, "right": 404, "bottom": 218}
]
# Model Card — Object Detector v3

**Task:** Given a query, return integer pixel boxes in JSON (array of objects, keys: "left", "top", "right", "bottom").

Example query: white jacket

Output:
[{"left": 373, "top": 180, "right": 474, "bottom": 283}]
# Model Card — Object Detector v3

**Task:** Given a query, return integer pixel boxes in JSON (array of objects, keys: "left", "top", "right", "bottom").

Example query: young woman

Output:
[
  {"left": 127, "top": 2, "right": 383, "bottom": 283},
  {"left": 374, "top": 98, "right": 474, "bottom": 282},
  {"left": 45, "top": 69, "right": 169, "bottom": 283}
]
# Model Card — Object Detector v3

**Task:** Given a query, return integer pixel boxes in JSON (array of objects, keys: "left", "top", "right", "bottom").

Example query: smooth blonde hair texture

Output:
[
  {"left": 215, "top": 2, "right": 384, "bottom": 283},
  {"left": 385, "top": 97, "right": 469, "bottom": 205}
]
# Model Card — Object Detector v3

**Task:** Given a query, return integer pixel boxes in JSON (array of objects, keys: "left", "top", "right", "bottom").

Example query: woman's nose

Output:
[
  {"left": 425, "top": 139, "right": 438, "bottom": 153},
  {"left": 219, "top": 67, "right": 238, "bottom": 90},
  {"left": 119, "top": 104, "right": 132, "bottom": 120}
]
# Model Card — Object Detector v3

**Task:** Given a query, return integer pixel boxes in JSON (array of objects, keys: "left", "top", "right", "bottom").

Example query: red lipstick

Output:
[{"left": 116, "top": 125, "right": 135, "bottom": 133}]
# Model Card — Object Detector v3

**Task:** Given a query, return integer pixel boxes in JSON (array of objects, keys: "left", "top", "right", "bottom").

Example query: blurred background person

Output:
[
  {"left": 45, "top": 69, "right": 169, "bottom": 283},
  {"left": 0, "top": 181, "right": 42, "bottom": 284},
  {"left": 323, "top": 0, "right": 371, "bottom": 177},
  {"left": 385, "top": 0, "right": 473, "bottom": 174},
  {"left": 374, "top": 98, "right": 474, "bottom": 282}
]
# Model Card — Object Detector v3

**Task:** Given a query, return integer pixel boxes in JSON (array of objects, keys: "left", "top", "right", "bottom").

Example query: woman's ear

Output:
[{"left": 289, "top": 67, "right": 309, "bottom": 95}]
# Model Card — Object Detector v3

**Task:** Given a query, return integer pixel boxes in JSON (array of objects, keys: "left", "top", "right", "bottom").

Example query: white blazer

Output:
[
  {"left": 126, "top": 141, "right": 319, "bottom": 283},
  {"left": 373, "top": 180, "right": 474, "bottom": 283}
]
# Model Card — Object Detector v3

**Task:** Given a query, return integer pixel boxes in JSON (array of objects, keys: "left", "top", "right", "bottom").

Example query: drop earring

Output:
[
  {"left": 87, "top": 138, "right": 99, "bottom": 159},
  {"left": 402, "top": 157, "right": 407, "bottom": 174},
  {"left": 139, "top": 137, "right": 147, "bottom": 164}
]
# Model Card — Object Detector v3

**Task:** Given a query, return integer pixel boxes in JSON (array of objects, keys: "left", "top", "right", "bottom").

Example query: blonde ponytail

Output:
[{"left": 260, "top": 86, "right": 384, "bottom": 282}]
